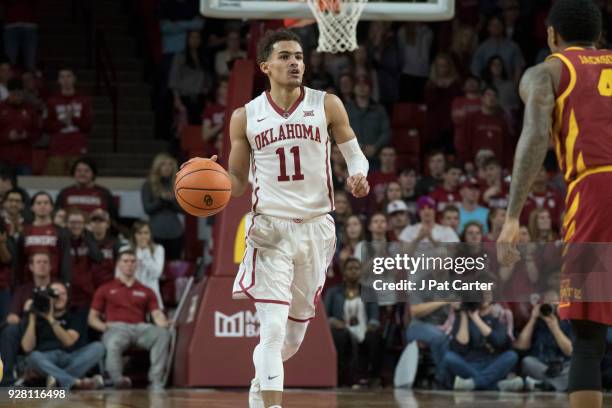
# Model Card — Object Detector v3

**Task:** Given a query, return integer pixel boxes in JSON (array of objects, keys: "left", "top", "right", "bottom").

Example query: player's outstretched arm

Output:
[
  {"left": 506, "top": 63, "right": 556, "bottom": 221},
  {"left": 325, "top": 93, "right": 370, "bottom": 198},
  {"left": 228, "top": 107, "right": 252, "bottom": 197},
  {"left": 498, "top": 61, "right": 556, "bottom": 265}
]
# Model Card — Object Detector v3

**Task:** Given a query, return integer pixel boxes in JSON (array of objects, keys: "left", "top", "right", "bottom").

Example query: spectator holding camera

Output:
[
  {"left": 514, "top": 291, "right": 572, "bottom": 391},
  {"left": 439, "top": 295, "right": 522, "bottom": 391},
  {"left": 0, "top": 252, "right": 51, "bottom": 386},
  {"left": 88, "top": 249, "right": 170, "bottom": 390},
  {"left": 21, "top": 281, "right": 105, "bottom": 389}
]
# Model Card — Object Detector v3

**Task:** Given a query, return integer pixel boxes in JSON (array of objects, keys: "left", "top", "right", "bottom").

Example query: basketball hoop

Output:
[{"left": 306, "top": 0, "right": 367, "bottom": 53}]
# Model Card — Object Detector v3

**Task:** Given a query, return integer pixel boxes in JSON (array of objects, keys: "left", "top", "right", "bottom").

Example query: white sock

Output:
[
  {"left": 269, "top": 406, "right": 282, "bottom": 408},
  {"left": 255, "top": 302, "right": 288, "bottom": 392}
]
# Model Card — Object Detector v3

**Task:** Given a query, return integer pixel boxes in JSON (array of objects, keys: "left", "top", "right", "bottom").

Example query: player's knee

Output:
[
  {"left": 281, "top": 337, "right": 302, "bottom": 361},
  {"left": 260, "top": 318, "right": 286, "bottom": 348}
]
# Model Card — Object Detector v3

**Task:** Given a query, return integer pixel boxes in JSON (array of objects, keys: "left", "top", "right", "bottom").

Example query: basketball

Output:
[{"left": 174, "top": 159, "right": 232, "bottom": 217}]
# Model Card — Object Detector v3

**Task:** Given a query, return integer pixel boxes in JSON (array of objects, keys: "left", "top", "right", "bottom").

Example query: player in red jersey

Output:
[{"left": 498, "top": 1, "right": 610, "bottom": 407}]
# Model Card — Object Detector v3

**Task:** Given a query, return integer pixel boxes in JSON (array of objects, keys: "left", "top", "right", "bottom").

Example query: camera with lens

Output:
[
  {"left": 460, "top": 302, "right": 481, "bottom": 312},
  {"left": 31, "top": 287, "right": 59, "bottom": 315},
  {"left": 540, "top": 303, "right": 554, "bottom": 317}
]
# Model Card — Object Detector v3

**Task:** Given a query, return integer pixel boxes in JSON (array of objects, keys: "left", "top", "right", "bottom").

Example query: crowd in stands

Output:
[
  {"left": 1, "top": 0, "right": 612, "bottom": 393},
  {"left": 0, "top": 154, "right": 184, "bottom": 390}
]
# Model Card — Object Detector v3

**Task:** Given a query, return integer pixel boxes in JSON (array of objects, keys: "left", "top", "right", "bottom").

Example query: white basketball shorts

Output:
[{"left": 232, "top": 212, "right": 336, "bottom": 322}]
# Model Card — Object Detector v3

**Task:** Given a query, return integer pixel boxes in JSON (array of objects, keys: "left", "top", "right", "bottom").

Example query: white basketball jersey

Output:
[{"left": 244, "top": 87, "right": 334, "bottom": 219}]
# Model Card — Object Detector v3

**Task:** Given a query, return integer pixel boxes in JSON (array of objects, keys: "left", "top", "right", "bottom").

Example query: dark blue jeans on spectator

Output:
[
  {"left": 405, "top": 320, "right": 449, "bottom": 378},
  {"left": 4, "top": 26, "right": 38, "bottom": 70},
  {"left": 0, "top": 323, "right": 22, "bottom": 385},
  {"left": 0, "top": 288, "right": 11, "bottom": 323},
  {"left": 27, "top": 342, "right": 105, "bottom": 389},
  {"left": 439, "top": 350, "right": 518, "bottom": 390}
]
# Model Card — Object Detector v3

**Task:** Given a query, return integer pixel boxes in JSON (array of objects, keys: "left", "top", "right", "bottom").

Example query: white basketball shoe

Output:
[{"left": 249, "top": 377, "right": 265, "bottom": 408}]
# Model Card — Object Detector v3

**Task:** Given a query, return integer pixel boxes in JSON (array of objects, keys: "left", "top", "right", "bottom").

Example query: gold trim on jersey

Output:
[
  {"left": 547, "top": 53, "right": 578, "bottom": 172},
  {"left": 564, "top": 110, "right": 580, "bottom": 180},
  {"left": 566, "top": 165, "right": 612, "bottom": 199}
]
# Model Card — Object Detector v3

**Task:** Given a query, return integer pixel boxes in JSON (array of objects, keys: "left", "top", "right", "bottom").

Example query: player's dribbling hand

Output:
[
  {"left": 180, "top": 155, "right": 218, "bottom": 170},
  {"left": 496, "top": 218, "right": 521, "bottom": 266},
  {"left": 347, "top": 174, "right": 369, "bottom": 198}
]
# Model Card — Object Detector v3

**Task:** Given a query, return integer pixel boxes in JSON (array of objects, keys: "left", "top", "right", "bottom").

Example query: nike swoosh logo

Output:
[
  {"left": 268, "top": 375, "right": 280, "bottom": 380},
  {"left": 257, "top": 117, "right": 267, "bottom": 122}
]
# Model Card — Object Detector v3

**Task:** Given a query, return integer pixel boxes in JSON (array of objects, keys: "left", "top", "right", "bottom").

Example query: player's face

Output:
[
  {"left": 32, "top": 195, "right": 52, "bottom": 218},
  {"left": 464, "top": 225, "right": 482, "bottom": 244},
  {"left": 263, "top": 41, "right": 304, "bottom": 88}
]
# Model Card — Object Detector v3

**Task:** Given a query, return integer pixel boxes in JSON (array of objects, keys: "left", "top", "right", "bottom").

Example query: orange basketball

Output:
[{"left": 174, "top": 160, "right": 232, "bottom": 217}]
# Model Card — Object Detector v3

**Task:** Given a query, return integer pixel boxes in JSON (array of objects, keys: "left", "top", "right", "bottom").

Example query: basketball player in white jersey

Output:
[{"left": 184, "top": 29, "right": 369, "bottom": 408}]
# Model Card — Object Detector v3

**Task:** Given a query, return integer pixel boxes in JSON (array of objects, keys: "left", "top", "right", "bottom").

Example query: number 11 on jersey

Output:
[{"left": 276, "top": 146, "right": 304, "bottom": 181}]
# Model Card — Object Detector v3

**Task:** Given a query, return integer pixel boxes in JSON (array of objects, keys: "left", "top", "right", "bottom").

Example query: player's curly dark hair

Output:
[
  {"left": 256, "top": 29, "right": 303, "bottom": 64},
  {"left": 547, "top": 0, "right": 602, "bottom": 45}
]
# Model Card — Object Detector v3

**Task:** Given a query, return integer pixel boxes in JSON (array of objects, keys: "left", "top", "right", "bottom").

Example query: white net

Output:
[{"left": 306, "top": 0, "right": 368, "bottom": 53}]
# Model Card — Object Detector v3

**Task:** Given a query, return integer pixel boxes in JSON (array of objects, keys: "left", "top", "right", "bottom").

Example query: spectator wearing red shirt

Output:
[
  {"left": 479, "top": 157, "right": 510, "bottom": 209},
  {"left": 55, "top": 158, "right": 118, "bottom": 222},
  {"left": 520, "top": 167, "right": 564, "bottom": 231},
  {"left": 0, "top": 252, "right": 51, "bottom": 386},
  {"left": 451, "top": 75, "right": 482, "bottom": 132},
  {"left": 456, "top": 86, "right": 515, "bottom": 168},
  {"left": 416, "top": 150, "right": 445, "bottom": 196},
  {"left": 201, "top": 78, "right": 228, "bottom": 157},
  {"left": 0, "top": 60, "right": 12, "bottom": 101},
  {"left": 88, "top": 208, "right": 119, "bottom": 288},
  {"left": 0, "top": 219, "right": 15, "bottom": 322},
  {"left": 430, "top": 163, "right": 462, "bottom": 215},
  {"left": 18, "top": 192, "right": 70, "bottom": 284},
  {"left": 367, "top": 146, "right": 397, "bottom": 215},
  {"left": 43, "top": 68, "right": 92, "bottom": 176},
  {"left": 88, "top": 249, "right": 170, "bottom": 390},
  {"left": 0, "top": 79, "right": 40, "bottom": 175},
  {"left": 66, "top": 209, "right": 102, "bottom": 345},
  {"left": 2, "top": 0, "right": 38, "bottom": 70},
  {"left": 424, "top": 53, "right": 462, "bottom": 150}
]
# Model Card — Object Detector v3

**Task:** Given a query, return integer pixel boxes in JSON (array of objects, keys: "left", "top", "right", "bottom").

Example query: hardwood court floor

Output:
[{"left": 2, "top": 388, "right": 611, "bottom": 408}]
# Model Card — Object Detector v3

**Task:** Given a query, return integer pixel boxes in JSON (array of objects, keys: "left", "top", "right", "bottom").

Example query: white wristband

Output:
[{"left": 337, "top": 138, "right": 369, "bottom": 177}]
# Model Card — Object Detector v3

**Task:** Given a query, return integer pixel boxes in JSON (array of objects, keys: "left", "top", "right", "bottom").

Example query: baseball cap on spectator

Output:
[
  {"left": 387, "top": 200, "right": 408, "bottom": 215},
  {"left": 90, "top": 208, "right": 109, "bottom": 222},
  {"left": 417, "top": 196, "right": 436, "bottom": 211},
  {"left": 460, "top": 177, "right": 480, "bottom": 190}
]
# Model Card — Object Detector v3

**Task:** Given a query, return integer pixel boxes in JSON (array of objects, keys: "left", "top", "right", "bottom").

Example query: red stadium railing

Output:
[{"left": 95, "top": 29, "right": 119, "bottom": 153}]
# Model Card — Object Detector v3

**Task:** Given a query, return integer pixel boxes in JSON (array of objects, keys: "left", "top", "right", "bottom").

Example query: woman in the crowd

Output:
[
  {"left": 141, "top": 153, "right": 184, "bottom": 260},
  {"left": 169, "top": 30, "right": 213, "bottom": 124},
  {"left": 528, "top": 208, "right": 557, "bottom": 243},
  {"left": 130, "top": 221, "right": 165, "bottom": 310},
  {"left": 480, "top": 55, "right": 520, "bottom": 114}
]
